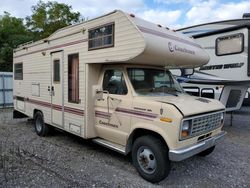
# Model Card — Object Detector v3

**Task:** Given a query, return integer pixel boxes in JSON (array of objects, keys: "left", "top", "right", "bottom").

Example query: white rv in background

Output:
[
  {"left": 176, "top": 14, "right": 250, "bottom": 108},
  {"left": 13, "top": 10, "right": 226, "bottom": 183}
]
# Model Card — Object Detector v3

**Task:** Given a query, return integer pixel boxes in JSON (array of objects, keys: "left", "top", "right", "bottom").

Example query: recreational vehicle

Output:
[
  {"left": 177, "top": 14, "right": 250, "bottom": 108},
  {"left": 13, "top": 10, "right": 226, "bottom": 183}
]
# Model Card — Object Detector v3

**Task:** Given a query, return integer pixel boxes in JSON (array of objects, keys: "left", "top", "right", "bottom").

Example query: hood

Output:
[{"left": 141, "top": 94, "right": 225, "bottom": 116}]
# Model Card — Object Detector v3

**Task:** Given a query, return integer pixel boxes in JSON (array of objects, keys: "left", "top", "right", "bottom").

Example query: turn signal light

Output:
[
  {"left": 160, "top": 117, "right": 172, "bottom": 123},
  {"left": 181, "top": 131, "right": 189, "bottom": 138}
]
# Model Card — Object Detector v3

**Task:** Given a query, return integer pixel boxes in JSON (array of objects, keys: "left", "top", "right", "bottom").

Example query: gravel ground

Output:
[{"left": 0, "top": 108, "right": 249, "bottom": 188}]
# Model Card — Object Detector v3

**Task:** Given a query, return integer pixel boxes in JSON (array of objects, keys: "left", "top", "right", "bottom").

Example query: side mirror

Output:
[
  {"left": 92, "top": 85, "right": 104, "bottom": 100},
  {"left": 181, "top": 68, "right": 194, "bottom": 76}
]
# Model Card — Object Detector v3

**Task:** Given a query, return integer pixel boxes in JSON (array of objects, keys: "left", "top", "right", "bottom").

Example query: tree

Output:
[
  {"left": 26, "top": 1, "right": 83, "bottom": 39},
  {"left": 0, "top": 12, "right": 33, "bottom": 72}
]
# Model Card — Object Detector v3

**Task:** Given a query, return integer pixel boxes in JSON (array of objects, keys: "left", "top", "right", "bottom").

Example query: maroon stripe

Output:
[
  {"left": 65, "top": 109, "right": 84, "bottom": 116},
  {"left": 15, "top": 96, "right": 157, "bottom": 119},
  {"left": 95, "top": 108, "right": 157, "bottom": 120},
  {"left": 14, "top": 39, "right": 87, "bottom": 58},
  {"left": 24, "top": 97, "right": 84, "bottom": 116},
  {"left": 95, "top": 114, "right": 110, "bottom": 119},
  {"left": 95, "top": 111, "right": 111, "bottom": 118},
  {"left": 29, "top": 99, "right": 51, "bottom": 108},
  {"left": 138, "top": 26, "right": 202, "bottom": 49},
  {"left": 95, "top": 111, "right": 110, "bottom": 116},
  {"left": 65, "top": 106, "right": 84, "bottom": 115},
  {"left": 65, "top": 108, "right": 84, "bottom": 116},
  {"left": 116, "top": 108, "right": 158, "bottom": 119}
]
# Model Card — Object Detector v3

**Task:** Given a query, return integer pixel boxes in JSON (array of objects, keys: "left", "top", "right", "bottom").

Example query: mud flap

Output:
[{"left": 219, "top": 85, "right": 248, "bottom": 112}]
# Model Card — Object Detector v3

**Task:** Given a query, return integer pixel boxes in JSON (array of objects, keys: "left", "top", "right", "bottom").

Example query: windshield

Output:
[{"left": 127, "top": 68, "right": 184, "bottom": 96}]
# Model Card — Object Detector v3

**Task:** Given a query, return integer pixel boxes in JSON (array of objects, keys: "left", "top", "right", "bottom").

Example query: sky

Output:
[{"left": 0, "top": 0, "right": 250, "bottom": 29}]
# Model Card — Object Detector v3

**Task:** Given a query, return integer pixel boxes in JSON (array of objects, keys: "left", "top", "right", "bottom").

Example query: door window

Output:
[
  {"left": 103, "top": 70, "right": 128, "bottom": 95},
  {"left": 68, "top": 54, "right": 79, "bottom": 103},
  {"left": 53, "top": 60, "right": 60, "bottom": 83}
]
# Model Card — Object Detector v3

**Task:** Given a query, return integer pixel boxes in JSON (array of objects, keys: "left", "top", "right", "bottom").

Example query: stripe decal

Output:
[
  {"left": 14, "top": 96, "right": 157, "bottom": 120},
  {"left": 95, "top": 108, "right": 158, "bottom": 121},
  {"left": 95, "top": 111, "right": 111, "bottom": 119},
  {"left": 116, "top": 107, "right": 158, "bottom": 119},
  {"left": 137, "top": 26, "right": 202, "bottom": 49},
  {"left": 26, "top": 98, "right": 84, "bottom": 116}
]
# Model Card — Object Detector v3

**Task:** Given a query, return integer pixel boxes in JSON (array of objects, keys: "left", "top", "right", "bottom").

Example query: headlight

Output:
[{"left": 181, "top": 120, "right": 192, "bottom": 139}]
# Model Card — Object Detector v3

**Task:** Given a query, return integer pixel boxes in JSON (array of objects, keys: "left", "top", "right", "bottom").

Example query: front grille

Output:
[{"left": 190, "top": 112, "right": 222, "bottom": 137}]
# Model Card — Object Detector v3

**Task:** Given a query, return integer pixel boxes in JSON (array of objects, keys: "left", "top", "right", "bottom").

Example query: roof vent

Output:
[{"left": 243, "top": 13, "right": 250, "bottom": 18}]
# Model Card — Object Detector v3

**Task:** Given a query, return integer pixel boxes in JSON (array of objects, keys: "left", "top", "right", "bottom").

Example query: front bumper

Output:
[{"left": 169, "top": 131, "right": 227, "bottom": 161}]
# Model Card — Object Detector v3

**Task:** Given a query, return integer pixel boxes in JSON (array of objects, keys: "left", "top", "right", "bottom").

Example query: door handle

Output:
[
  {"left": 48, "top": 86, "right": 51, "bottom": 91},
  {"left": 51, "top": 86, "right": 55, "bottom": 96}
]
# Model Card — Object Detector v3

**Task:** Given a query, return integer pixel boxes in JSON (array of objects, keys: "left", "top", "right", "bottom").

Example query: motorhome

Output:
[
  {"left": 13, "top": 10, "right": 226, "bottom": 183},
  {"left": 177, "top": 14, "right": 250, "bottom": 108}
]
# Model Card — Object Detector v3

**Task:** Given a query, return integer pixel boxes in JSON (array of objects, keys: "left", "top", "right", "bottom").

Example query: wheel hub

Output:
[{"left": 137, "top": 147, "right": 156, "bottom": 174}]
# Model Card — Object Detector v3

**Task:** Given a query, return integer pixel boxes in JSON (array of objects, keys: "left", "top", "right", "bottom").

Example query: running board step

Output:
[{"left": 92, "top": 138, "right": 126, "bottom": 155}]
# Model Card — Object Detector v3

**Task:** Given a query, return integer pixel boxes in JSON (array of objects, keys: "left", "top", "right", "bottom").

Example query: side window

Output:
[
  {"left": 102, "top": 70, "right": 128, "bottom": 95},
  {"left": 14, "top": 63, "right": 23, "bottom": 80},
  {"left": 88, "top": 23, "right": 114, "bottom": 50},
  {"left": 216, "top": 33, "right": 244, "bottom": 56},
  {"left": 53, "top": 60, "right": 60, "bottom": 83},
  {"left": 68, "top": 54, "right": 79, "bottom": 103}
]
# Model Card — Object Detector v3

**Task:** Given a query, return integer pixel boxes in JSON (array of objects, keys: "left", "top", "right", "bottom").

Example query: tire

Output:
[
  {"left": 197, "top": 146, "right": 215, "bottom": 157},
  {"left": 132, "top": 135, "right": 171, "bottom": 183},
  {"left": 34, "top": 111, "right": 50, "bottom": 136}
]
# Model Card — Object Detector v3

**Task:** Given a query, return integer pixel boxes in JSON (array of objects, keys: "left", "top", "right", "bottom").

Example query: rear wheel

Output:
[
  {"left": 197, "top": 146, "right": 215, "bottom": 157},
  {"left": 132, "top": 135, "right": 170, "bottom": 183},
  {"left": 34, "top": 111, "right": 50, "bottom": 136}
]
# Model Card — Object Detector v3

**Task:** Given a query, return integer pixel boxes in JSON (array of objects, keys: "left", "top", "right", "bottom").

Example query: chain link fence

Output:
[{"left": 0, "top": 72, "right": 13, "bottom": 108}]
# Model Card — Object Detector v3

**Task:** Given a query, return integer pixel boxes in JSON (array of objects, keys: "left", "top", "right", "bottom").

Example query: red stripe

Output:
[
  {"left": 15, "top": 96, "right": 157, "bottom": 120},
  {"left": 116, "top": 107, "right": 158, "bottom": 119},
  {"left": 27, "top": 98, "right": 84, "bottom": 116},
  {"left": 95, "top": 108, "right": 157, "bottom": 120}
]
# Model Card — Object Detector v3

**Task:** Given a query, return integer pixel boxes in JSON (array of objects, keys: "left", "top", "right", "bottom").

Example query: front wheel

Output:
[{"left": 132, "top": 135, "right": 171, "bottom": 183}]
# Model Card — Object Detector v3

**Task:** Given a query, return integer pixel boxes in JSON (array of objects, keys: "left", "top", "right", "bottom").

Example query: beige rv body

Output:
[{"left": 13, "top": 10, "right": 226, "bottom": 182}]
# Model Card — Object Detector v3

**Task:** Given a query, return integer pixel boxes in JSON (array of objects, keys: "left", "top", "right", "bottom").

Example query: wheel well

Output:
[
  {"left": 126, "top": 128, "right": 168, "bottom": 154},
  {"left": 33, "top": 109, "right": 42, "bottom": 119}
]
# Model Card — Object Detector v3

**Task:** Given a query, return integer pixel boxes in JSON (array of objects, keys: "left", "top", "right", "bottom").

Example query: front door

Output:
[
  {"left": 51, "top": 51, "right": 64, "bottom": 127},
  {"left": 95, "top": 68, "right": 132, "bottom": 145}
]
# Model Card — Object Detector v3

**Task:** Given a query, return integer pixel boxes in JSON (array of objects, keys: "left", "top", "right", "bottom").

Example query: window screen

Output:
[
  {"left": 68, "top": 54, "right": 79, "bottom": 103},
  {"left": 88, "top": 23, "right": 114, "bottom": 50},
  {"left": 53, "top": 60, "right": 60, "bottom": 82},
  {"left": 14, "top": 63, "right": 23, "bottom": 80},
  {"left": 102, "top": 70, "right": 127, "bottom": 95},
  {"left": 216, "top": 33, "right": 244, "bottom": 56}
]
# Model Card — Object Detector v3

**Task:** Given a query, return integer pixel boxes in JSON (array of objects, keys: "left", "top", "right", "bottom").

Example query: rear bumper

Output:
[{"left": 169, "top": 131, "right": 226, "bottom": 161}]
